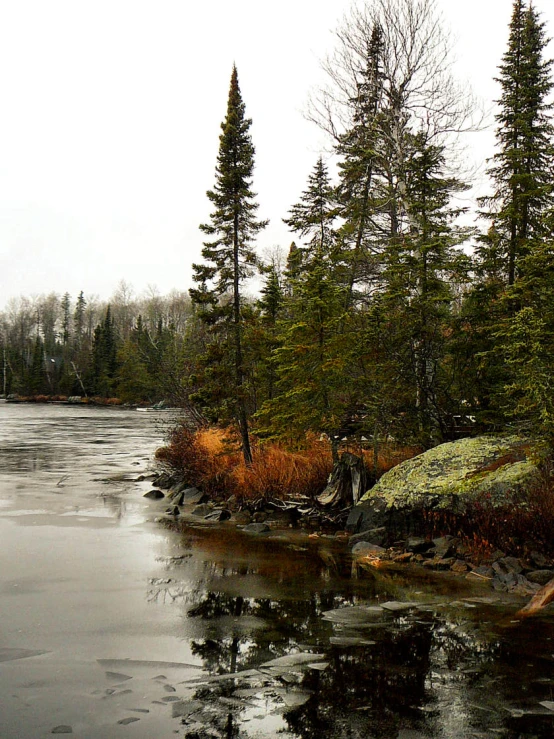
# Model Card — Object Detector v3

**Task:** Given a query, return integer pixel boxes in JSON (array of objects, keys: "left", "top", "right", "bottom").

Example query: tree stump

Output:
[{"left": 317, "top": 452, "right": 367, "bottom": 508}]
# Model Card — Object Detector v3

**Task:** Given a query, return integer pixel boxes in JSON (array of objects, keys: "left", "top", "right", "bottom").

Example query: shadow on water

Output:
[{"left": 157, "top": 525, "right": 554, "bottom": 739}]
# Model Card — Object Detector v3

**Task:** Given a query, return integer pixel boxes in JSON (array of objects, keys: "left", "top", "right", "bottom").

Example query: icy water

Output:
[{"left": 2, "top": 405, "right": 554, "bottom": 738}]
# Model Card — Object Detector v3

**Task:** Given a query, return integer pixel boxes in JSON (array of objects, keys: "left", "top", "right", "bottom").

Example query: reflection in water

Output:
[{"left": 165, "top": 527, "right": 554, "bottom": 738}]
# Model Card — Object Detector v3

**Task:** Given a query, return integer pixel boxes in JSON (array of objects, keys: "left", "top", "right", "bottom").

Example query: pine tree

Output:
[
  {"left": 283, "top": 157, "right": 337, "bottom": 267},
  {"left": 190, "top": 66, "right": 267, "bottom": 465},
  {"left": 480, "top": 0, "right": 554, "bottom": 286}
]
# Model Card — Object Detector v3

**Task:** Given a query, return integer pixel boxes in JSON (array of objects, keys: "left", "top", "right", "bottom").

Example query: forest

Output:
[{"left": 2, "top": 0, "right": 554, "bottom": 461}]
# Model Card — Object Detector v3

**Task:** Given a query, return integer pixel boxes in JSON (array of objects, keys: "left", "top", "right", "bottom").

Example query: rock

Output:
[
  {"left": 429, "top": 536, "right": 458, "bottom": 559},
  {"left": 117, "top": 717, "right": 140, "bottom": 724},
  {"left": 451, "top": 560, "right": 469, "bottom": 573},
  {"left": 359, "top": 434, "right": 540, "bottom": 512},
  {"left": 530, "top": 551, "right": 552, "bottom": 569},
  {"left": 182, "top": 487, "right": 206, "bottom": 505},
  {"left": 351, "top": 542, "right": 386, "bottom": 557},
  {"left": 492, "top": 572, "right": 539, "bottom": 594},
  {"left": 393, "top": 552, "right": 413, "bottom": 563},
  {"left": 52, "top": 728, "right": 73, "bottom": 735},
  {"left": 191, "top": 504, "right": 212, "bottom": 517},
  {"left": 232, "top": 511, "right": 252, "bottom": 525},
  {"left": 345, "top": 497, "right": 389, "bottom": 534},
  {"left": 252, "top": 512, "right": 268, "bottom": 523},
  {"left": 348, "top": 527, "right": 387, "bottom": 547},
  {"left": 406, "top": 537, "right": 432, "bottom": 554},
  {"left": 526, "top": 569, "right": 554, "bottom": 586},
  {"left": 242, "top": 522, "right": 270, "bottom": 534},
  {"left": 153, "top": 472, "right": 174, "bottom": 489},
  {"left": 492, "top": 557, "right": 523, "bottom": 576},
  {"left": 143, "top": 489, "right": 164, "bottom": 500},
  {"left": 164, "top": 506, "right": 180, "bottom": 516},
  {"left": 204, "top": 509, "right": 231, "bottom": 522},
  {"left": 167, "top": 480, "right": 188, "bottom": 497}
]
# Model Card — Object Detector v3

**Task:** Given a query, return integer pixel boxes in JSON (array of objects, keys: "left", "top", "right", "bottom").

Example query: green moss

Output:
[{"left": 361, "top": 435, "right": 540, "bottom": 510}]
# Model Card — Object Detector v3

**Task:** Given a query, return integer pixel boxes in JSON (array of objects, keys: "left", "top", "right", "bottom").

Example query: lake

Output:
[{"left": 1, "top": 402, "right": 554, "bottom": 738}]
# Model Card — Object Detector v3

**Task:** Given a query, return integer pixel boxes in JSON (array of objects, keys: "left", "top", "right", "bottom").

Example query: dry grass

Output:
[
  {"left": 155, "top": 424, "right": 421, "bottom": 504},
  {"left": 423, "top": 461, "right": 554, "bottom": 560}
]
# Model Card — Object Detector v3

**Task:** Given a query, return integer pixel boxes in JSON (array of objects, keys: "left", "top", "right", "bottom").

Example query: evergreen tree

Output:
[
  {"left": 283, "top": 157, "right": 337, "bottom": 268},
  {"left": 479, "top": 0, "right": 554, "bottom": 286},
  {"left": 190, "top": 66, "right": 267, "bottom": 464}
]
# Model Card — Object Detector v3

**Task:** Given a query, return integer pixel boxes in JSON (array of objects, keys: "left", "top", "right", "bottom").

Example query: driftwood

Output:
[
  {"left": 516, "top": 577, "right": 554, "bottom": 618},
  {"left": 317, "top": 453, "right": 367, "bottom": 508}
]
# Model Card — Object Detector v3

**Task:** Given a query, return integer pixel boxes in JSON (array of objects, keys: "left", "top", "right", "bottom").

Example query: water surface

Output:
[{"left": 1, "top": 403, "right": 554, "bottom": 738}]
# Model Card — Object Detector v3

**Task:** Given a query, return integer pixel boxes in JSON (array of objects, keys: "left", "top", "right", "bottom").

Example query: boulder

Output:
[
  {"left": 191, "top": 504, "right": 212, "bottom": 517},
  {"left": 242, "top": 522, "right": 270, "bottom": 534},
  {"left": 348, "top": 435, "right": 540, "bottom": 541},
  {"left": 351, "top": 542, "right": 386, "bottom": 558},
  {"left": 143, "top": 489, "right": 165, "bottom": 500},
  {"left": 526, "top": 569, "right": 554, "bottom": 586},
  {"left": 204, "top": 509, "right": 231, "bottom": 522}
]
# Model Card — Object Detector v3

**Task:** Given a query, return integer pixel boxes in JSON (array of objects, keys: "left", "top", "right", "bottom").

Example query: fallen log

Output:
[{"left": 516, "top": 577, "right": 554, "bottom": 618}]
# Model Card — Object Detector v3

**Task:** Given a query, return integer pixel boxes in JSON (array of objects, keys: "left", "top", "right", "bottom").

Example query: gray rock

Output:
[
  {"left": 526, "top": 569, "right": 554, "bottom": 586},
  {"left": 192, "top": 504, "right": 212, "bottom": 517},
  {"left": 429, "top": 535, "right": 458, "bottom": 558},
  {"left": 360, "top": 435, "right": 539, "bottom": 511},
  {"left": 183, "top": 487, "right": 206, "bottom": 504},
  {"left": 352, "top": 541, "right": 386, "bottom": 557},
  {"left": 530, "top": 551, "right": 552, "bottom": 569},
  {"left": 232, "top": 511, "right": 252, "bottom": 525},
  {"left": 204, "top": 509, "right": 231, "bottom": 522},
  {"left": 164, "top": 505, "right": 180, "bottom": 516},
  {"left": 492, "top": 572, "right": 539, "bottom": 594},
  {"left": 143, "top": 489, "right": 164, "bottom": 500},
  {"left": 52, "top": 728, "right": 73, "bottom": 735},
  {"left": 471, "top": 565, "right": 494, "bottom": 578},
  {"left": 117, "top": 717, "right": 140, "bottom": 725},
  {"left": 349, "top": 527, "right": 387, "bottom": 547},
  {"left": 492, "top": 557, "right": 523, "bottom": 576},
  {"left": 252, "top": 511, "right": 268, "bottom": 523},
  {"left": 406, "top": 537, "right": 432, "bottom": 554},
  {"left": 242, "top": 522, "right": 270, "bottom": 534}
]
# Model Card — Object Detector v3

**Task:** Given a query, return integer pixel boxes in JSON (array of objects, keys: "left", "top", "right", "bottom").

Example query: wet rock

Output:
[
  {"left": 451, "top": 560, "right": 469, "bottom": 573},
  {"left": 105, "top": 671, "right": 132, "bottom": 682},
  {"left": 143, "top": 489, "right": 164, "bottom": 500},
  {"left": 530, "top": 551, "right": 552, "bottom": 569},
  {"left": 492, "top": 572, "right": 539, "bottom": 594},
  {"left": 351, "top": 542, "right": 386, "bottom": 557},
  {"left": 428, "top": 535, "right": 457, "bottom": 559},
  {"left": 192, "top": 504, "right": 212, "bottom": 517},
  {"left": 348, "top": 527, "right": 387, "bottom": 547},
  {"left": 406, "top": 537, "right": 432, "bottom": 554},
  {"left": 526, "top": 569, "right": 554, "bottom": 586},
  {"left": 393, "top": 552, "right": 413, "bottom": 563},
  {"left": 153, "top": 472, "right": 174, "bottom": 489},
  {"left": 242, "top": 522, "right": 270, "bottom": 534},
  {"left": 380, "top": 601, "right": 420, "bottom": 612},
  {"left": 492, "top": 557, "right": 523, "bottom": 576},
  {"left": 345, "top": 497, "right": 389, "bottom": 534},
  {"left": 52, "top": 728, "right": 73, "bottom": 735},
  {"left": 117, "top": 717, "right": 140, "bottom": 725},
  {"left": 252, "top": 511, "right": 268, "bottom": 523},
  {"left": 204, "top": 509, "right": 231, "bottom": 522},
  {"left": 171, "top": 699, "right": 204, "bottom": 718},
  {"left": 182, "top": 487, "right": 206, "bottom": 505},
  {"left": 165, "top": 505, "right": 180, "bottom": 516},
  {"left": 232, "top": 510, "right": 252, "bottom": 525}
]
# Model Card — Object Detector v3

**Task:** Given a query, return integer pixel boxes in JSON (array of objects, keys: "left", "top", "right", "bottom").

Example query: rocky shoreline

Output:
[{"left": 142, "top": 468, "right": 554, "bottom": 604}]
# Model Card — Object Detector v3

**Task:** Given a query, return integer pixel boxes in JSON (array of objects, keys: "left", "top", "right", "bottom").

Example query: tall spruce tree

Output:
[
  {"left": 190, "top": 66, "right": 267, "bottom": 465},
  {"left": 479, "top": 0, "right": 554, "bottom": 286},
  {"left": 283, "top": 157, "right": 337, "bottom": 269}
]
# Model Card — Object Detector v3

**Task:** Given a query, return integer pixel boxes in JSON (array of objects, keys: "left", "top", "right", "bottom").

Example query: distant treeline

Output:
[{"left": 0, "top": 283, "right": 192, "bottom": 403}]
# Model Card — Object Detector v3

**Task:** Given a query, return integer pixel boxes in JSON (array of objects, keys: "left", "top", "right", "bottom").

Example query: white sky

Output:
[{"left": 0, "top": 0, "right": 550, "bottom": 306}]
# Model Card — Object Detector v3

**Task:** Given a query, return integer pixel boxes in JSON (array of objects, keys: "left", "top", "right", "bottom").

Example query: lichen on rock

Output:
[{"left": 360, "top": 435, "right": 542, "bottom": 511}]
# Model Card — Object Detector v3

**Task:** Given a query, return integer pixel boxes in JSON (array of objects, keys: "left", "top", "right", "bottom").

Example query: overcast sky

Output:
[{"left": 0, "top": 0, "right": 551, "bottom": 307}]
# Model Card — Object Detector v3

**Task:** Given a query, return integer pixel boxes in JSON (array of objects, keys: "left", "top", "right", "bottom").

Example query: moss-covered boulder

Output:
[{"left": 347, "top": 435, "right": 542, "bottom": 537}]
